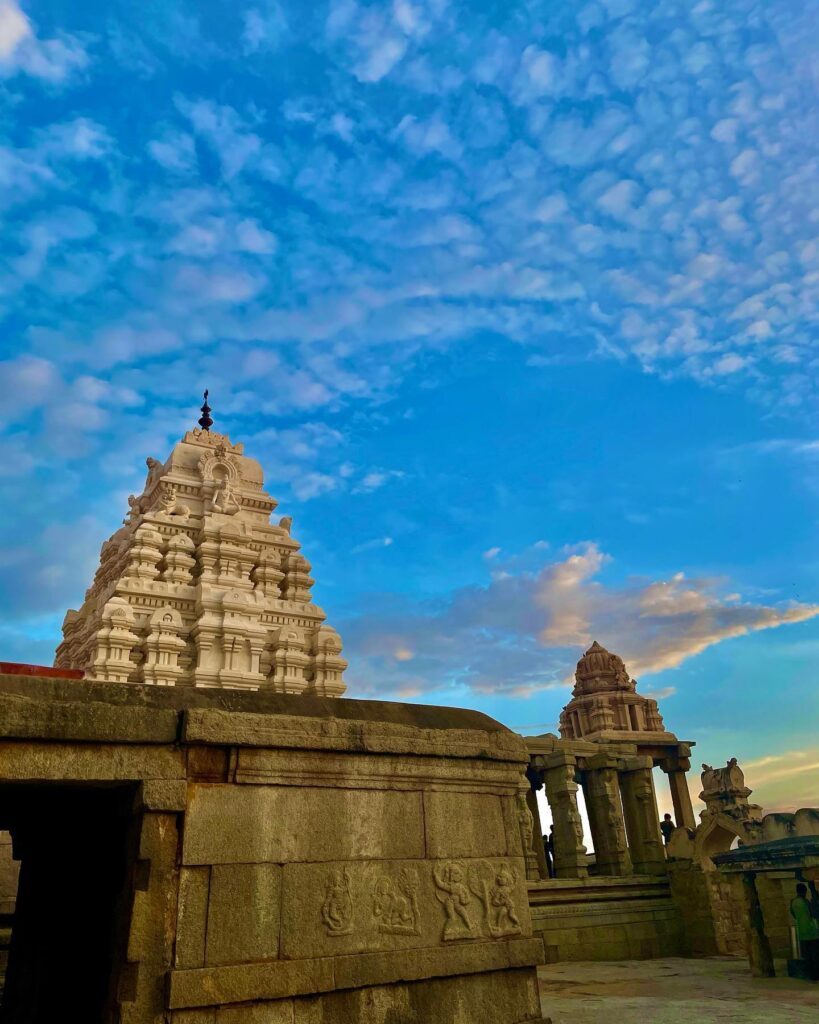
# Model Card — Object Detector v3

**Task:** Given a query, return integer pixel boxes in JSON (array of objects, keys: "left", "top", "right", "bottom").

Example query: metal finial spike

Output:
[{"left": 198, "top": 389, "right": 213, "bottom": 432}]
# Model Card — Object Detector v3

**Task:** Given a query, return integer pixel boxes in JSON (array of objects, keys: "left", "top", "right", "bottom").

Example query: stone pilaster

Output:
[
  {"left": 142, "top": 606, "right": 187, "bottom": 687},
  {"left": 542, "top": 753, "right": 588, "bottom": 879},
  {"left": 87, "top": 597, "right": 140, "bottom": 684},
  {"left": 516, "top": 792, "right": 541, "bottom": 882},
  {"left": 620, "top": 758, "right": 666, "bottom": 876},
  {"left": 583, "top": 755, "right": 631, "bottom": 876}
]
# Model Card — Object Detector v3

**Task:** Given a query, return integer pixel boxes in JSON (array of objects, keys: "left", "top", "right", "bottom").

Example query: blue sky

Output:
[{"left": 1, "top": 0, "right": 818, "bottom": 811}]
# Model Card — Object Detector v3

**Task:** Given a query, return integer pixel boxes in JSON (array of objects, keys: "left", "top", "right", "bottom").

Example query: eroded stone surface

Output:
[
  {"left": 0, "top": 675, "right": 542, "bottom": 1024},
  {"left": 182, "top": 786, "right": 425, "bottom": 865}
]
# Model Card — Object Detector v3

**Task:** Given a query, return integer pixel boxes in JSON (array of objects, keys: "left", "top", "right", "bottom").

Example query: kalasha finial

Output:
[{"left": 198, "top": 389, "right": 213, "bottom": 432}]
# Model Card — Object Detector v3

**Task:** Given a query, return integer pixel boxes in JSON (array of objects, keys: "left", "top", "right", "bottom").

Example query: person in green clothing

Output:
[{"left": 791, "top": 882, "right": 819, "bottom": 980}]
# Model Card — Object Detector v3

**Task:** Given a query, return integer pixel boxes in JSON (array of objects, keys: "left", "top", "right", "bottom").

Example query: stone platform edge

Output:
[
  {"left": 0, "top": 672, "right": 527, "bottom": 762},
  {"left": 167, "top": 937, "right": 544, "bottom": 1009}
]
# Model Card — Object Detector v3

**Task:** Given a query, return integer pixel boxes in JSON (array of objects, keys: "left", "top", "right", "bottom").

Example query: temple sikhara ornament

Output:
[
  {"left": 54, "top": 396, "right": 347, "bottom": 695},
  {"left": 559, "top": 640, "right": 673, "bottom": 740}
]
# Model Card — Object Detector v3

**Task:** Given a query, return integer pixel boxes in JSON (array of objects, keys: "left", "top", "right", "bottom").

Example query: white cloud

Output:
[
  {"left": 353, "top": 469, "right": 405, "bottom": 493},
  {"left": 148, "top": 131, "right": 197, "bottom": 173},
  {"left": 242, "top": 5, "right": 288, "bottom": 54},
  {"left": 175, "top": 97, "right": 263, "bottom": 180},
  {"left": 291, "top": 471, "right": 339, "bottom": 501},
  {"left": 351, "top": 536, "right": 394, "bottom": 554},
  {"left": 343, "top": 543, "right": 819, "bottom": 698},
  {"left": 740, "top": 749, "right": 819, "bottom": 813},
  {"left": 0, "top": 354, "right": 61, "bottom": 422},
  {"left": 0, "top": 0, "right": 30, "bottom": 58},
  {"left": 0, "top": 1, "right": 89, "bottom": 82}
]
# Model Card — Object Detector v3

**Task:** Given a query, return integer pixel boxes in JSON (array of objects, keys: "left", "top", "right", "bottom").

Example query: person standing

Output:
[
  {"left": 542, "top": 833, "right": 554, "bottom": 879},
  {"left": 660, "top": 813, "right": 676, "bottom": 845},
  {"left": 791, "top": 882, "right": 819, "bottom": 980}
]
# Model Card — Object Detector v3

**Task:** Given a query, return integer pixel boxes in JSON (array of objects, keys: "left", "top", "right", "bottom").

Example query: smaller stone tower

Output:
[
  {"left": 55, "top": 400, "right": 348, "bottom": 695},
  {"left": 558, "top": 641, "right": 674, "bottom": 741}
]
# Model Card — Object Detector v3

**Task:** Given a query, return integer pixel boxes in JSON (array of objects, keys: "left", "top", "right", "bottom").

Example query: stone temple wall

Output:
[{"left": 0, "top": 671, "right": 546, "bottom": 1024}]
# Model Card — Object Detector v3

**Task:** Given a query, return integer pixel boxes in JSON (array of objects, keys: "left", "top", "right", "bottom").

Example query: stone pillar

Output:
[
  {"left": 620, "top": 758, "right": 666, "bottom": 876},
  {"left": 516, "top": 792, "right": 540, "bottom": 881},
  {"left": 542, "top": 753, "right": 588, "bottom": 879},
  {"left": 742, "top": 872, "right": 775, "bottom": 977},
  {"left": 524, "top": 786, "right": 549, "bottom": 881},
  {"left": 583, "top": 755, "right": 631, "bottom": 876},
  {"left": 668, "top": 769, "right": 697, "bottom": 832}
]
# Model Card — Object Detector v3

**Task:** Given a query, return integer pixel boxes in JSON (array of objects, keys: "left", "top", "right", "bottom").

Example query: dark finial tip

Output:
[{"left": 198, "top": 389, "right": 214, "bottom": 432}]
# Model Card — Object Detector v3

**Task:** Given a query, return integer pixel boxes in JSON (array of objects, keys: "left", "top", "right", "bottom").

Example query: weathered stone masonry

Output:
[{"left": 0, "top": 671, "right": 546, "bottom": 1024}]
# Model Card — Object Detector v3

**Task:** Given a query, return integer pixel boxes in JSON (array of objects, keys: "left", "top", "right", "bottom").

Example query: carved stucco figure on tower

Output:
[
  {"left": 54, "top": 397, "right": 348, "bottom": 695},
  {"left": 559, "top": 641, "right": 674, "bottom": 742}
]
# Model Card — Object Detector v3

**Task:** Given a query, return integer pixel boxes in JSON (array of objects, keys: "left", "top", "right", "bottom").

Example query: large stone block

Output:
[
  {"left": 291, "top": 967, "right": 544, "bottom": 1024},
  {"left": 0, "top": 693, "right": 179, "bottom": 744},
  {"left": 176, "top": 867, "right": 211, "bottom": 969},
  {"left": 0, "top": 742, "right": 183, "bottom": 782},
  {"left": 206, "top": 864, "right": 282, "bottom": 966},
  {"left": 424, "top": 792, "right": 511, "bottom": 859},
  {"left": 234, "top": 747, "right": 518, "bottom": 795},
  {"left": 167, "top": 938, "right": 543, "bottom": 1010},
  {"left": 182, "top": 785, "right": 424, "bottom": 865},
  {"left": 182, "top": 707, "right": 528, "bottom": 763}
]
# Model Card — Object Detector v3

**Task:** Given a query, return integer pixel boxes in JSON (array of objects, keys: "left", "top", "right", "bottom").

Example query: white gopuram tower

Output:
[{"left": 55, "top": 392, "right": 348, "bottom": 695}]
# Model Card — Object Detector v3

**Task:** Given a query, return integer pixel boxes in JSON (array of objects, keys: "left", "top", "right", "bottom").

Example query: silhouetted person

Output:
[
  {"left": 791, "top": 882, "right": 819, "bottom": 980},
  {"left": 660, "top": 813, "right": 675, "bottom": 845},
  {"left": 542, "top": 834, "right": 554, "bottom": 878},
  {"left": 548, "top": 824, "right": 556, "bottom": 877}
]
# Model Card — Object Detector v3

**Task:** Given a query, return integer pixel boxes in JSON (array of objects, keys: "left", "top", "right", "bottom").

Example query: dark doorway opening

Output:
[{"left": 0, "top": 783, "right": 137, "bottom": 1024}]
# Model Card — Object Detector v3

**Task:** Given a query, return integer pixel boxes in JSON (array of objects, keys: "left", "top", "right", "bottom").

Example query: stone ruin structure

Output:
[
  {"left": 55, "top": 416, "right": 347, "bottom": 696},
  {"left": 666, "top": 757, "right": 819, "bottom": 965},
  {"left": 523, "top": 643, "right": 696, "bottom": 963},
  {"left": 714, "top": 833, "right": 819, "bottom": 979},
  {"left": 0, "top": 670, "right": 547, "bottom": 1024},
  {"left": 519, "top": 635, "right": 819, "bottom": 973},
  {"left": 0, "top": 405, "right": 548, "bottom": 1024},
  {"left": 560, "top": 641, "right": 674, "bottom": 746}
]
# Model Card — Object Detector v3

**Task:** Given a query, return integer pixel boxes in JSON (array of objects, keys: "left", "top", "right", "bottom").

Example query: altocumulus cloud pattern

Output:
[{"left": 0, "top": 0, "right": 818, "bottom": 732}]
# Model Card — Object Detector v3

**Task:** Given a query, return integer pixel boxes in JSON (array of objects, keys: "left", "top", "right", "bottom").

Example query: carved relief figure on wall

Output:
[
  {"left": 433, "top": 862, "right": 475, "bottom": 940},
  {"left": 468, "top": 861, "right": 522, "bottom": 938},
  {"left": 321, "top": 869, "right": 354, "bottom": 936},
  {"left": 567, "top": 807, "right": 586, "bottom": 853},
  {"left": 145, "top": 456, "right": 164, "bottom": 490},
  {"left": 372, "top": 868, "right": 421, "bottom": 936},
  {"left": 517, "top": 793, "right": 534, "bottom": 852},
  {"left": 607, "top": 805, "right": 628, "bottom": 853},
  {"left": 210, "top": 478, "right": 241, "bottom": 515},
  {"left": 158, "top": 481, "right": 190, "bottom": 519}
]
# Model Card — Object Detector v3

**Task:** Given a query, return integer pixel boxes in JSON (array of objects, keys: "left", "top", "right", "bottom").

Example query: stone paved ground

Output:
[{"left": 538, "top": 957, "right": 819, "bottom": 1024}]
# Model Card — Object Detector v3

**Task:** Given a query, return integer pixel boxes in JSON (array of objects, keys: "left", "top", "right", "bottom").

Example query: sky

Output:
[{"left": 1, "top": 0, "right": 818, "bottom": 814}]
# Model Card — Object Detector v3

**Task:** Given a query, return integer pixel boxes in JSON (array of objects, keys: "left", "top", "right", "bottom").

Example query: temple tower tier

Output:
[
  {"left": 54, "top": 426, "right": 348, "bottom": 696},
  {"left": 559, "top": 640, "right": 674, "bottom": 743}
]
